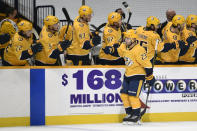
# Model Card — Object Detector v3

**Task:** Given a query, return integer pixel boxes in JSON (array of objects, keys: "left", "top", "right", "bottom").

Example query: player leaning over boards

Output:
[
  {"left": 2, "top": 20, "right": 43, "bottom": 66},
  {"left": 103, "top": 30, "right": 155, "bottom": 124},
  {"left": 35, "top": 16, "right": 71, "bottom": 66},
  {"left": 135, "top": 16, "right": 162, "bottom": 64},
  {"left": 66, "top": 5, "right": 101, "bottom": 65},
  {"left": 156, "top": 15, "right": 187, "bottom": 64},
  {"left": 179, "top": 15, "right": 197, "bottom": 64},
  {"left": 99, "top": 12, "right": 125, "bottom": 65}
]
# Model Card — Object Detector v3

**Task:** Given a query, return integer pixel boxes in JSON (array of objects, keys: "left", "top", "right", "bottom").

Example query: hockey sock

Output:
[
  {"left": 120, "top": 93, "right": 132, "bottom": 114},
  {"left": 128, "top": 96, "right": 141, "bottom": 113}
]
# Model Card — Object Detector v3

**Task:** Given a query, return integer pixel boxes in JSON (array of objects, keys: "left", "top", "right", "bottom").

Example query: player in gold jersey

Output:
[
  {"left": 35, "top": 15, "right": 71, "bottom": 66},
  {"left": 66, "top": 5, "right": 101, "bottom": 65},
  {"left": 103, "top": 30, "right": 155, "bottom": 124},
  {"left": 179, "top": 15, "right": 197, "bottom": 64},
  {"left": 99, "top": 12, "right": 124, "bottom": 65},
  {"left": 3, "top": 20, "right": 43, "bottom": 66},
  {"left": 156, "top": 15, "right": 187, "bottom": 64}
]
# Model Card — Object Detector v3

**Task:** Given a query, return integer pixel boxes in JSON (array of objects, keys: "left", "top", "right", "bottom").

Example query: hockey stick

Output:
[
  {"left": 82, "top": 0, "right": 85, "bottom": 5},
  {"left": 60, "top": 7, "right": 73, "bottom": 66},
  {"left": 140, "top": 39, "right": 159, "bottom": 117},
  {"left": 122, "top": 1, "right": 132, "bottom": 31},
  {"left": 90, "top": 23, "right": 106, "bottom": 33}
]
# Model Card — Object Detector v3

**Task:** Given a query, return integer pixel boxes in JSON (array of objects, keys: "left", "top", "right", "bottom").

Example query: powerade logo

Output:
[{"left": 142, "top": 79, "right": 197, "bottom": 94}]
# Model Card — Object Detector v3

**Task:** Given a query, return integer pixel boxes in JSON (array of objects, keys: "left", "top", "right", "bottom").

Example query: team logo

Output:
[
  {"left": 83, "top": 8, "right": 86, "bottom": 12},
  {"left": 141, "top": 53, "right": 147, "bottom": 60},
  {"left": 111, "top": 15, "right": 114, "bottom": 19},
  {"left": 18, "top": 37, "right": 23, "bottom": 41},
  {"left": 177, "top": 17, "right": 181, "bottom": 20},
  {"left": 173, "top": 35, "right": 177, "bottom": 40},
  {"left": 48, "top": 34, "right": 53, "bottom": 38},
  {"left": 108, "top": 29, "right": 113, "bottom": 33},
  {"left": 124, "top": 57, "right": 133, "bottom": 66},
  {"left": 79, "top": 23, "right": 84, "bottom": 27}
]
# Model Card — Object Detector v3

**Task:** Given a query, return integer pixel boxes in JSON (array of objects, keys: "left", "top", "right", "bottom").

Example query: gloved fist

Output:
[
  {"left": 92, "top": 34, "right": 101, "bottom": 46},
  {"left": 0, "top": 33, "right": 10, "bottom": 44},
  {"left": 31, "top": 43, "right": 43, "bottom": 54},
  {"left": 177, "top": 40, "right": 186, "bottom": 49},
  {"left": 145, "top": 76, "right": 156, "bottom": 87},
  {"left": 103, "top": 46, "right": 113, "bottom": 54},
  {"left": 59, "top": 40, "right": 71, "bottom": 50}
]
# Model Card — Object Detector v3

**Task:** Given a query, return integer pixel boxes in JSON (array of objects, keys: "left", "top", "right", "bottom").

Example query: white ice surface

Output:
[{"left": 1, "top": 121, "right": 197, "bottom": 131}]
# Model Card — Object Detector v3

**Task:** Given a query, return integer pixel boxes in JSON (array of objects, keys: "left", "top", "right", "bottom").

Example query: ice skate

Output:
[
  {"left": 122, "top": 114, "right": 132, "bottom": 125},
  {"left": 127, "top": 115, "right": 142, "bottom": 125}
]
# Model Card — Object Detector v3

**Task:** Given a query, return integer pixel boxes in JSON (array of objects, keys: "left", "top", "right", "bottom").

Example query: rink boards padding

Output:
[{"left": 0, "top": 65, "right": 197, "bottom": 127}]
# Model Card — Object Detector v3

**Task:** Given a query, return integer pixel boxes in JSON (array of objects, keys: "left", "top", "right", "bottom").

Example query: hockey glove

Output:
[
  {"left": 92, "top": 33, "right": 101, "bottom": 46},
  {"left": 0, "top": 33, "right": 10, "bottom": 44},
  {"left": 145, "top": 75, "right": 156, "bottom": 87},
  {"left": 31, "top": 43, "right": 43, "bottom": 54},
  {"left": 59, "top": 40, "right": 71, "bottom": 51},
  {"left": 103, "top": 46, "right": 113, "bottom": 54},
  {"left": 177, "top": 40, "right": 186, "bottom": 49}
]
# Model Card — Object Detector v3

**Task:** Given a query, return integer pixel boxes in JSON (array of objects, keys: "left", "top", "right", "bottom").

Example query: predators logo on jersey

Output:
[
  {"left": 117, "top": 43, "right": 152, "bottom": 78},
  {"left": 99, "top": 24, "right": 122, "bottom": 61},
  {"left": 124, "top": 57, "right": 133, "bottom": 66},
  {"left": 66, "top": 16, "right": 91, "bottom": 56}
]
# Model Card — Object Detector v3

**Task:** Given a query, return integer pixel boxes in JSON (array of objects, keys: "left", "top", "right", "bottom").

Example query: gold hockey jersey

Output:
[
  {"left": 3, "top": 32, "right": 33, "bottom": 65},
  {"left": 35, "top": 26, "right": 60, "bottom": 64},
  {"left": 136, "top": 26, "right": 161, "bottom": 61},
  {"left": 66, "top": 16, "right": 91, "bottom": 56},
  {"left": 117, "top": 43, "right": 152, "bottom": 78},
  {"left": 179, "top": 26, "right": 197, "bottom": 62},
  {"left": 157, "top": 25, "right": 181, "bottom": 63},
  {"left": 0, "top": 19, "right": 17, "bottom": 49},
  {"left": 99, "top": 24, "right": 122, "bottom": 60}
]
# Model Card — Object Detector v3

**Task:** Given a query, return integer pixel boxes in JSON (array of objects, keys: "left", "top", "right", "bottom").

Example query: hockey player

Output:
[
  {"left": 0, "top": 16, "right": 18, "bottom": 62},
  {"left": 35, "top": 15, "right": 71, "bottom": 66},
  {"left": 179, "top": 15, "right": 197, "bottom": 64},
  {"left": 136, "top": 16, "right": 161, "bottom": 64},
  {"left": 99, "top": 12, "right": 124, "bottom": 65},
  {"left": 103, "top": 30, "right": 155, "bottom": 124},
  {"left": 2, "top": 20, "right": 43, "bottom": 66},
  {"left": 156, "top": 15, "right": 186, "bottom": 64},
  {"left": 66, "top": 5, "right": 101, "bottom": 65}
]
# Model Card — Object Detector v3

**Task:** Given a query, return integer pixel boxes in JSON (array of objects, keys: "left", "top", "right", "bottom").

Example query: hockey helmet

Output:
[
  {"left": 123, "top": 29, "right": 137, "bottom": 39},
  {"left": 0, "top": 19, "right": 18, "bottom": 36},
  {"left": 172, "top": 15, "right": 185, "bottom": 26},
  {"left": 44, "top": 15, "right": 59, "bottom": 26},
  {"left": 186, "top": 14, "right": 197, "bottom": 27},
  {"left": 108, "top": 12, "right": 121, "bottom": 25},
  {"left": 78, "top": 5, "right": 93, "bottom": 17},
  {"left": 17, "top": 20, "right": 32, "bottom": 32},
  {"left": 146, "top": 16, "right": 160, "bottom": 27}
]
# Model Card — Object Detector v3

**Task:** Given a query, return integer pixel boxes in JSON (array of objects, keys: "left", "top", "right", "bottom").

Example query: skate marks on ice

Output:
[{"left": 1, "top": 121, "right": 197, "bottom": 131}]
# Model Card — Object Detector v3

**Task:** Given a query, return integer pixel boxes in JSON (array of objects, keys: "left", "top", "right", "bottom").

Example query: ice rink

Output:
[{"left": 1, "top": 121, "right": 197, "bottom": 131}]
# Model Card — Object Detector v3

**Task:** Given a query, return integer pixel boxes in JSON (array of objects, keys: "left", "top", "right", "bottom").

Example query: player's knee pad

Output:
[
  {"left": 129, "top": 96, "right": 141, "bottom": 109},
  {"left": 120, "top": 93, "right": 130, "bottom": 108}
]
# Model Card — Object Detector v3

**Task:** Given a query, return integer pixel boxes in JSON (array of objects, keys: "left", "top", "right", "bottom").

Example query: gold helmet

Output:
[
  {"left": 44, "top": 15, "right": 59, "bottom": 26},
  {"left": 78, "top": 5, "right": 93, "bottom": 17},
  {"left": 123, "top": 29, "right": 137, "bottom": 39},
  {"left": 146, "top": 16, "right": 160, "bottom": 27},
  {"left": 172, "top": 15, "right": 185, "bottom": 26},
  {"left": 186, "top": 14, "right": 197, "bottom": 27},
  {"left": 0, "top": 19, "right": 18, "bottom": 37},
  {"left": 17, "top": 20, "right": 32, "bottom": 32},
  {"left": 108, "top": 12, "right": 121, "bottom": 25}
]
